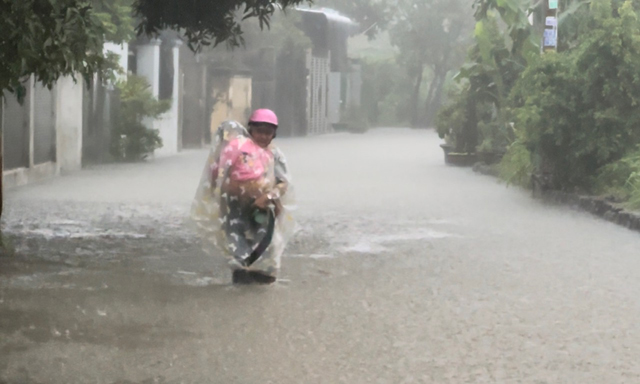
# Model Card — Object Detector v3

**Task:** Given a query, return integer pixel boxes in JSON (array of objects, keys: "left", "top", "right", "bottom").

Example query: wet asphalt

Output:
[{"left": 2, "top": 129, "right": 640, "bottom": 383}]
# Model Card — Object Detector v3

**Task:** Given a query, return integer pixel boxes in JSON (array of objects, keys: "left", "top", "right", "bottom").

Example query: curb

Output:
[
  {"left": 471, "top": 163, "right": 640, "bottom": 234},
  {"left": 472, "top": 162, "right": 500, "bottom": 177},
  {"left": 540, "top": 190, "right": 640, "bottom": 233}
]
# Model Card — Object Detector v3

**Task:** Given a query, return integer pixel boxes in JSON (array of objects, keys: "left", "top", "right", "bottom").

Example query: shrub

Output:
[
  {"left": 499, "top": 139, "right": 534, "bottom": 188},
  {"left": 436, "top": 83, "right": 494, "bottom": 153},
  {"left": 595, "top": 148, "right": 640, "bottom": 208},
  {"left": 110, "top": 75, "right": 171, "bottom": 161},
  {"left": 506, "top": 0, "right": 640, "bottom": 192}
]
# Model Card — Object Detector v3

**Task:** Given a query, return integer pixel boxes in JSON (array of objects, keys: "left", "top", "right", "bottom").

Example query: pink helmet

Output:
[{"left": 249, "top": 109, "right": 278, "bottom": 127}]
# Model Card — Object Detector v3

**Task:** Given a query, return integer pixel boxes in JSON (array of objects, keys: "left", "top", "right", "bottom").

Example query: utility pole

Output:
[{"left": 543, "top": 0, "right": 558, "bottom": 52}]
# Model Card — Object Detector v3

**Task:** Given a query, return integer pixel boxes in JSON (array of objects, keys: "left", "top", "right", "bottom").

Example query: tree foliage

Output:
[
  {"left": 0, "top": 0, "right": 311, "bottom": 99},
  {"left": 133, "top": 0, "right": 311, "bottom": 51},
  {"left": 438, "top": 0, "right": 640, "bottom": 204},
  {"left": 508, "top": 0, "right": 640, "bottom": 191},
  {"left": 239, "top": 10, "right": 311, "bottom": 52},
  {"left": 437, "top": 0, "right": 535, "bottom": 153},
  {"left": 92, "top": 0, "right": 136, "bottom": 43},
  {"left": 594, "top": 147, "right": 640, "bottom": 207},
  {"left": 0, "top": 0, "right": 118, "bottom": 98},
  {"left": 472, "top": 0, "right": 539, "bottom": 61},
  {"left": 390, "top": 0, "right": 473, "bottom": 127}
]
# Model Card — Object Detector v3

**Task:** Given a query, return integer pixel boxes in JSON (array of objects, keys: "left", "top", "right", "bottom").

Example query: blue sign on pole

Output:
[
  {"left": 544, "top": 0, "right": 559, "bottom": 52},
  {"left": 544, "top": 29, "right": 557, "bottom": 47}
]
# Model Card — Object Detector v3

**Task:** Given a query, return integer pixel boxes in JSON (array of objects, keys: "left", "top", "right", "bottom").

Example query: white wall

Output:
[
  {"left": 328, "top": 72, "right": 341, "bottom": 124},
  {"left": 137, "top": 39, "right": 182, "bottom": 157},
  {"left": 136, "top": 39, "right": 161, "bottom": 97},
  {"left": 154, "top": 110, "right": 178, "bottom": 156},
  {"left": 55, "top": 76, "right": 84, "bottom": 173}
]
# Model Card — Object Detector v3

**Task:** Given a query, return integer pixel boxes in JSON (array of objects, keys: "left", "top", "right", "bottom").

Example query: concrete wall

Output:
[
  {"left": 3, "top": 75, "right": 83, "bottom": 188},
  {"left": 181, "top": 57, "right": 209, "bottom": 148},
  {"left": 2, "top": 76, "right": 55, "bottom": 189},
  {"left": 328, "top": 72, "right": 341, "bottom": 125},
  {"left": 153, "top": 42, "right": 182, "bottom": 157},
  {"left": 56, "top": 76, "right": 84, "bottom": 174},
  {"left": 136, "top": 40, "right": 161, "bottom": 97},
  {"left": 348, "top": 64, "right": 362, "bottom": 108},
  {"left": 154, "top": 109, "right": 178, "bottom": 156},
  {"left": 136, "top": 39, "right": 183, "bottom": 157}
]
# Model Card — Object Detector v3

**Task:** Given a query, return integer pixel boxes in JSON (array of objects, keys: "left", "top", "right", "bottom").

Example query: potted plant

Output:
[{"left": 435, "top": 86, "right": 480, "bottom": 166}]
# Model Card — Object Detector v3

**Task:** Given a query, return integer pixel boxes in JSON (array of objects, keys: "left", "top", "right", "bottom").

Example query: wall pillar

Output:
[
  {"left": 56, "top": 76, "right": 84, "bottom": 173},
  {"left": 153, "top": 39, "right": 182, "bottom": 156},
  {"left": 136, "top": 39, "right": 162, "bottom": 97}
]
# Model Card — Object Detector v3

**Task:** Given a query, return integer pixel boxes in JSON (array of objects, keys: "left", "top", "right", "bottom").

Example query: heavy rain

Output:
[{"left": 2, "top": 0, "right": 640, "bottom": 383}]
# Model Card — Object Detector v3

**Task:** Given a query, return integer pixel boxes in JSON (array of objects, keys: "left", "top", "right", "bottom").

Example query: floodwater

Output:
[{"left": 2, "top": 129, "right": 640, "bottom": 383}]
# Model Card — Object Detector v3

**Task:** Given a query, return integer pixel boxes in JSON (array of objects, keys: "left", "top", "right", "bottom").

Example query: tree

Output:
[
  {"left": 133, "top": 0, "right": 310, "bottom": 50},
  {"left": 315, "top": 0, "right": 474, "bottom": 128},
  {"left": 436, "top": 0, "right": 538, "bottom": 154},
  {"left": 92, "top": 0, "right": 136, "bottom": 43},
  {"left": 389, "top": 0, "right": 473, "bottom": 127},
  {"left": 507, "top": 0, "right": 640, "bottom": 191}
]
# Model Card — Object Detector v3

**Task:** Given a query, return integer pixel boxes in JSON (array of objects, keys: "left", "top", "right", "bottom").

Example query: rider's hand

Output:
[{"left": 253, "top": 193, "right": 272, "bottom": 210}]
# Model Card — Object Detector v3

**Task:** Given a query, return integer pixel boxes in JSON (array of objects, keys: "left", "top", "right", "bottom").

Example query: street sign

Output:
[
  {"left": 543, "top": 0, "right": 558, "bottom": 52},
  {"left": 545, "top": 16, "right": 557, "bottom": 27},
  {"left": 544, "top": 29, "right": 557, "bottom": 47}
]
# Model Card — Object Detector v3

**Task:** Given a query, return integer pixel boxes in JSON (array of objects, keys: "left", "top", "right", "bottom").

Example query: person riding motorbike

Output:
[{"left": 191, "top": 109, "right": 295, "bottom": 284}]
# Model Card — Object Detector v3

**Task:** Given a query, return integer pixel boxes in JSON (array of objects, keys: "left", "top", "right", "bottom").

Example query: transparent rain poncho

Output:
[{"left": 191, "top": 120, "right": 296, "bottom": 277}]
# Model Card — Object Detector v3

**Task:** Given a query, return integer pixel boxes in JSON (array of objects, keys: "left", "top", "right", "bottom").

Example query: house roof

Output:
[{"left": 295, "top": 8, "right": 359, "bottom": 72}]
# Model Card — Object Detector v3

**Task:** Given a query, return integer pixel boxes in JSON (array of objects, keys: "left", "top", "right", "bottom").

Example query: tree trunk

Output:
[
  {"left": 1, "top": 98, "right": 4, "bottom": 247},
  {"left": 410, "top": 64, "right": 424, "bottom": 128},
  {"left": 423, "top": 74, "right": 437, "bottom": 117},
  {"left": 423, "top": 69, "right": 447, "bottom": 127},
  {"left": 422, "top": 72, "right": 440, "bottom": 125},
  {"left": 461, "top": 94, "right": 479, "bottom": 153},
  {"left": 1, "top": 98, "right": 3, "bottom": 218}
]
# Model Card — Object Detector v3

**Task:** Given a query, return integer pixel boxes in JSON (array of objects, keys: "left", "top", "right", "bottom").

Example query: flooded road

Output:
[{"left": 2, "top": 129, "right": 640, "bottom": 383}]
